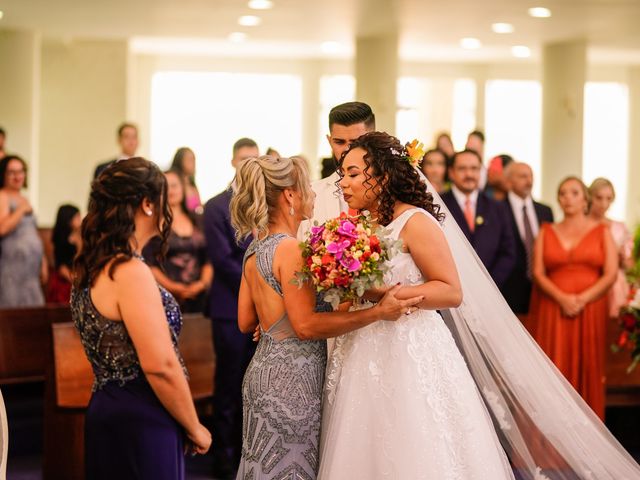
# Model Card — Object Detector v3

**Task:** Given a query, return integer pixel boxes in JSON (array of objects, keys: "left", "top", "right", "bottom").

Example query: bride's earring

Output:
[{"left": 289, "top": 205, "right": 295, "bottom": 216}]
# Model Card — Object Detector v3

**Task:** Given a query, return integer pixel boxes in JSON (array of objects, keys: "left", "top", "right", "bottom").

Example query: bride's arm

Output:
[
  {"left": 391, "top": 213, "right": 463, "bottom": 310},
  {"left": 277, "top": 238, "right": 424, "bottom": 340}
]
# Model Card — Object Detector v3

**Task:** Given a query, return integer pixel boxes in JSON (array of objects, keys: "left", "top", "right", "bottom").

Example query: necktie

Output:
[
  {"left": 522, "top": 205, "right": 534, "bottom": 279},
  {"left": 464, "top": 197, "right": 475, "bottom": 232}
]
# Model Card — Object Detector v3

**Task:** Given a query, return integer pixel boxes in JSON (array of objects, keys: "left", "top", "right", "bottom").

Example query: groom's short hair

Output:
[{"left": 328, "top": 102, "right": 375, "bottom": 130}]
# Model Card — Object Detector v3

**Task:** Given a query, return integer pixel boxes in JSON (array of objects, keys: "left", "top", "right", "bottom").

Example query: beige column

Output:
[
  {"left": 355, "top": 33, "right": 398, "bottom": 133},
  {"left": 354, "top": 0, "right": 398, "bottom": 134},
  {"left": 540, "top": 40, "right": 587, "bottom": 208},
  {"left": 0, "top": 29, "right": 41, "bottom": 205},
  {"left": 39, "top": 38, "right": 128, "bottom": 225},
  {"left": 627, "top": 67, "right": 640, "bottom": 227}
]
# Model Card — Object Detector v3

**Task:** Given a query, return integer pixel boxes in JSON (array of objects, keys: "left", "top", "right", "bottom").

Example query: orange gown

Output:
[{"left": 530, "top": 223, "right": 609, "bottom": 420}]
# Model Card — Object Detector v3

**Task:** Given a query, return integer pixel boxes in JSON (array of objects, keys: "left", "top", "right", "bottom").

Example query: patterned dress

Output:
[
  {"left": 236, "top": 234, "right": 329, "bottom": 480},
  {"left": 0, "top": 197, "right": 44, "bottom": 307},
  {"left": 71, "top": 275, "right": 188, "bottom": 479}
]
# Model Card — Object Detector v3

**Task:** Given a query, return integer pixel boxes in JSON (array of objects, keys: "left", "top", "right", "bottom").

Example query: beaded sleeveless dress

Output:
[
  {"left": 236, "top": 234, "right": 329, "bottom": 480},
  {"left": 70, "top": 273, "right": 188, "bottom": 480}
]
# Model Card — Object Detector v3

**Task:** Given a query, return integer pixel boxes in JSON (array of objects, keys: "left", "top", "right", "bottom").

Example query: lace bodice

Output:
[
  {"left": 382, "top": 208, "right": 440, "bottom": 286},
  {"left": 71, "top": 284, "right": 186, "bottom": 391}
]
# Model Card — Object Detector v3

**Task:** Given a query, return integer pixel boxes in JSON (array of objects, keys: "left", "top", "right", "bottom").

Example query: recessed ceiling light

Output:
[
  {"left": 460, "top": 37, "right": 482, "bottom": 49},
  {"left": 528, "top": 7, "right": 551, "bottom": 18},
  {"left": 512, "top": 45, "right": 531, "bottom": 58},
  {"left": 238, "top": 15, "right": 261, "bottom": 26},
  {"left": 228, "top": 32, "right": 247, "bottom": 43},
  {"left": 492, "top": 22, "right": 514, "bottom": 34},
  {"left": 248, "top": 0, "right": 273, "bottom": 9}
]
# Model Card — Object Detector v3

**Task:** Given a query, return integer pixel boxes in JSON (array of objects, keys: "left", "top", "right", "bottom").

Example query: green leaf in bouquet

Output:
[
  {"left": 290, "top": 271, "right": 309, "bottom": 288},
  {"left": 323, "top": 289, "right": 342, "bottom": 310}
]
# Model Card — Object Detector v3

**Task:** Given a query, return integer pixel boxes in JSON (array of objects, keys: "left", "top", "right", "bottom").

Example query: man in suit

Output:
[
  {"left": 502, "top": 161, "right": 554, "bottom": 317},
  {"left": 93, "top": 123, "right": 139, "bottom": 179},
  {"left": 300, "top": 101, "right": 375, "bottom": 234},
  {"left": 441, "top": 149, "right": 516, "bottom": 291},
  {"left": 203, "top": 137, "right": 259, "bottom": 479}
]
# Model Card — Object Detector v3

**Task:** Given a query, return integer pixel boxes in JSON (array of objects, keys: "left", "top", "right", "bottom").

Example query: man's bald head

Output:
[{"left": 505, "top": 162, "right": 534, "bottom": 199}]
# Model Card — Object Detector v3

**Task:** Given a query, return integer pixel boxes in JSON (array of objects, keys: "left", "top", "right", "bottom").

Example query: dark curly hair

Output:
[
  {"left": 73, "top": 157, "right": 172, "bottom": 288},
  {"left": 338, "top": 131, "right": 444, "bottom": 226}
]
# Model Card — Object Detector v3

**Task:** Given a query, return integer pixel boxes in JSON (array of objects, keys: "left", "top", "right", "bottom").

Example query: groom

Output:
[{"left": 301, "top": 101, "right": 376, "bottom": 231}]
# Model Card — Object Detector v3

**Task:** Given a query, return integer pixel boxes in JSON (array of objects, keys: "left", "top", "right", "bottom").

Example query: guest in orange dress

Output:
[{"left": 530, "top": 176, "right": 617, "bottom": 419}]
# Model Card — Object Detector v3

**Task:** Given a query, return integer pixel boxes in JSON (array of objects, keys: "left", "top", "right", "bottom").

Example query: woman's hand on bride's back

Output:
[{"left": 375, "top": 284, "right": 423, "bottom": 320}]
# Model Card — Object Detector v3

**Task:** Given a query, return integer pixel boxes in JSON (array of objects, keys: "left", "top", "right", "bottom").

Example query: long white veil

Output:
[{"left": 419, "top": 172, "right": 640, "bottom": 479}]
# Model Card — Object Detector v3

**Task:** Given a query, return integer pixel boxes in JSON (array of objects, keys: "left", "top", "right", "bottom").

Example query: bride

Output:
[
  {"left": 318, "top": 131, "right": 640, "bottom": 479},
  {"left": 318, "top": 132, "right": 513, "bottom": 479}
]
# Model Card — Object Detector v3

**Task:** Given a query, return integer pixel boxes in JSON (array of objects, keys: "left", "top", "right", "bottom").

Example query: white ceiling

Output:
[{"left": 1, "top": 0, "right": 640, "bottom": 62}]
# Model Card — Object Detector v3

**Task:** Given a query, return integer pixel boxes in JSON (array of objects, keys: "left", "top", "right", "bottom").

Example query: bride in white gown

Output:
[
  {"left": 318, "top": 132, "right": 640, "bottom": 480},
  {"left": 318, "top": 132, "right": 513, "bottom": 479}
]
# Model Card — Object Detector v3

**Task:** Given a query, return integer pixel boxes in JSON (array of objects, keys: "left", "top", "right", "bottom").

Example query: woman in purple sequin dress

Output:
[{"left": 71, "top": 158, "right": 211, "bottom": 479}]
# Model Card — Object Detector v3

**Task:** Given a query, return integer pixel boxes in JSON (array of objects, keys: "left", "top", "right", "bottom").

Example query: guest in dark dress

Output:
[
  {"left": 71, "top": 158, "right": 211, "bottom": 479},
  {"left": 143, "top": 169, "right": 213, "bottom": 314},
  {"left": 230, "top": 155, "right": 423, "bottom": 479},
  {"left": 46, "top": 204, "right": 81, "bottom": 304},
  {"left": 171, "top": 147, "right": 202, "bottom": 214}
]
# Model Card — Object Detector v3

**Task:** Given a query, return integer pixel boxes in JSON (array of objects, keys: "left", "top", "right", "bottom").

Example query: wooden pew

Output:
[
  {"left": 0, "top": 306, "right": 71, "bottom": 385},
  {"left": 43, "top": 312, "right": 215, "bottom": 480}
]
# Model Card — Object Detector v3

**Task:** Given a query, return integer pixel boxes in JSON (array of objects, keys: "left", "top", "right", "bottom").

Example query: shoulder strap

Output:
[
  {"left": 389, "top": 208, "right": 439, "bottom": 238},
  {"left": 243, "top": 233, "right": 292, "bottom": 296}
]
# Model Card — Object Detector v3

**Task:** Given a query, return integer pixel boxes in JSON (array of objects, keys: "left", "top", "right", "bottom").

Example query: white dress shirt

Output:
[
  {"left": 297, "top": 171, "right": 346, "bottom": 240},
  {"left": 508, "top": 191, "right": 540, "bottom": 242}
]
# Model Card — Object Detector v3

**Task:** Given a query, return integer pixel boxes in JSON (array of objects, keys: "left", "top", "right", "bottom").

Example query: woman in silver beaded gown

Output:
[
  {"left": 229, "top": 155, "right": 423, "bottom": 480},
  {"left": 71, "top": 158, "right": 211, "bottom": 479}
]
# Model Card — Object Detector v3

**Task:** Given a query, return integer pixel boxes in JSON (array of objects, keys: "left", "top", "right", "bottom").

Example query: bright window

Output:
[
  {"left": 150, "top": 72, "right": 303, "bottom": 201},
  {"left": 485, "top": 80, "right": 542, "bottom": 197},
  {"left": 396, "top": 77, "right": 476, "bottom": 151},
  {"left": 582, "top": 82, "right": 629, "bottom": 221}
]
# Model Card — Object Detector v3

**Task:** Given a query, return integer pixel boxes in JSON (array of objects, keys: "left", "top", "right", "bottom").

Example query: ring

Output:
[{"left": 405, "top": 309, "right": 411, "bottom": 315}]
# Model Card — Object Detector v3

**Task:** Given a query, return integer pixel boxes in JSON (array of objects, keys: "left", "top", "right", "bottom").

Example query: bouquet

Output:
[
  {"left": 612, "top": 286, "right": 640, "bottom": 372},
  {"left": 293, "top": 211, "right": 401, "bottom": 309}
]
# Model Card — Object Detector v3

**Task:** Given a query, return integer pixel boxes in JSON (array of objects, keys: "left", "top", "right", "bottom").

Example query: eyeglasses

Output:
[{"left": 6, "top": 169, "right": 26, "bottom": 176}]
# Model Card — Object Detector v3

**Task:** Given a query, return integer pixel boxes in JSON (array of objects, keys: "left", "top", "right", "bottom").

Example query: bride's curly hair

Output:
[{"left": 338, "top": 131, "right": 444, "bottom": 226}]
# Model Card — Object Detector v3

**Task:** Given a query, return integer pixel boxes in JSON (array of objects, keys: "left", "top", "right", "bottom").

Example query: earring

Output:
[
  {"left": 145, "top": 210, "right": 153, "bottom": 217},
  {"left": 289, "top": 205, "right": 295, "bottom": 216}
]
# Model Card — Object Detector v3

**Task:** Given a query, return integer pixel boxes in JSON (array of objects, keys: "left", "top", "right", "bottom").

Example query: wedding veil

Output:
[{"left": 418, "top": 172, "right": 640, "bottom": 479}]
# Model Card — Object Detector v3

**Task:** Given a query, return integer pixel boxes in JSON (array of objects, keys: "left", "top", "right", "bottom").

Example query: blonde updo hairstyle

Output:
[
  {"left": 230, "top": 155, "right": 312, "bottom": 242},
  {"left": 588, "top": 177, "right": 615, "bottom": 200}
]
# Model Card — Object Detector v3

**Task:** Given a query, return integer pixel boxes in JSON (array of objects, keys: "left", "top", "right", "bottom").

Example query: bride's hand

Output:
[{"left": 375, "top": 284, "right": 424, "bottom": 321}]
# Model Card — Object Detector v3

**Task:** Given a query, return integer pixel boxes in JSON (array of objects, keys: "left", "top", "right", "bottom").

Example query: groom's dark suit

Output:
[
  {"left": 203, "top": 187, "right": 256, "bottom": 475},
  {"left": 502, "top": 198, "right": 554, "bottom": 314},
  {"left": 441, "top": 189, "right": 516, "bottom": 290}
]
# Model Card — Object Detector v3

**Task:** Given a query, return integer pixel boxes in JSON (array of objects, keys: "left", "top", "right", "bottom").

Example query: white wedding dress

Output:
[{"left": 318, "top": 208, "right": 514, "bottom": 480}]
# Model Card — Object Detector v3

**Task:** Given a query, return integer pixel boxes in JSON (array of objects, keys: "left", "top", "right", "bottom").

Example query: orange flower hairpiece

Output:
[{"left": 405, "top": 139, "right": 426, "bottom": 168}]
